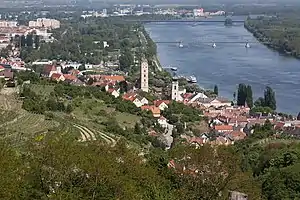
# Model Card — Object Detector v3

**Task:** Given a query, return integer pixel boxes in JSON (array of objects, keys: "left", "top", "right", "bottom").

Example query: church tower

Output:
[
  {"left": 171, "top": 77, "right": 179, "bottom": 101},
  {"left": 141, "top": 58, "right": 149, "bottom": 92}
]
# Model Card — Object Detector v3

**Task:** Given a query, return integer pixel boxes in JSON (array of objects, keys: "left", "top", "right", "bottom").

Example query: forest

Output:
[{"left": 245, "top": 15, "right": 300, "bottom": 58}]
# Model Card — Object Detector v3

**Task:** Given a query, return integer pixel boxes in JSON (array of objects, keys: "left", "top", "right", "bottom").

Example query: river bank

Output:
[{"left": 244, "top": 18, "right": 300, "bottom": 59}]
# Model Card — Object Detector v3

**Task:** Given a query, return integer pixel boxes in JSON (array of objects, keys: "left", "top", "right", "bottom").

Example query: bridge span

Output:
[{"left": 126, "top": 19, "right": 245, "bottom": 23}]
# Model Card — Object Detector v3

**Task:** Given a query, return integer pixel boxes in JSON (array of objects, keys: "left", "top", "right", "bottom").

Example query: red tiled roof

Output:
[
  {"left": 63, "top": 74, "right": 77, "bottom": 81},
  {"left": 229, "top": 131, "right": 246, "bottom": 140},
  {"left": 141, "top": 105, "right": 161, "bottom": 116},
  {"left": 102, "top": 75, "right": 125, "bottom": 82},
  {"left": 154, "top": 100, "right": 170, "bottom": 107},
  {"left": 51, "top": 73, "right": 63, "bottom": 80},
  {"left": 189, "top": 137, "right": 205, "bottom": 145},
  {"left": 214, "top": 125, "right": 233, "bottom": 131}
]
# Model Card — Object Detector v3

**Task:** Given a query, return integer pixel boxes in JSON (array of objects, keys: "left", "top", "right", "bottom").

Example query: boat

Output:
[
  {"left": 245, "top": 42, "right": 250, "bottom": 48},
  {"left": 212, "top": 43, "right": 216, "bottom": 48},
  {"left": 179, "top": 42, "right": 183, "bottom": 48},
  {"left": 187, "top": 75, "right": 197, "bottom": 83},
  {"left": 171, "top": 67, "right": 178, "bottom": 71}
]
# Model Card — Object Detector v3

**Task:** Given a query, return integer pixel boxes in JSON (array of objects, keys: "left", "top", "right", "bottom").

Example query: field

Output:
[
  {"left": 72, "top": 98, "right": 140, "bottom": 129},
  {"left": 29, "top": 84, "right": 55, "bottom": 98}
]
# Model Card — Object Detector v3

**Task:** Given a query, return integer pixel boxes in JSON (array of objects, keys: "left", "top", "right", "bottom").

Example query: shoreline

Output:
[
  {"left": 244, "top": 21, "right": 300, "bottom": 60},
  {"left": 144, "top": 22, "right": 297, "bottom": 116}
]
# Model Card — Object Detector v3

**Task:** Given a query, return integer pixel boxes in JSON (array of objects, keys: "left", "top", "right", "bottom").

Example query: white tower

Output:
[
  {"left": 141, "top": 59, "right": 149, "bottom": 92},
  {"left": 171, "top": 77, "right": 179, "bottom": 101}
]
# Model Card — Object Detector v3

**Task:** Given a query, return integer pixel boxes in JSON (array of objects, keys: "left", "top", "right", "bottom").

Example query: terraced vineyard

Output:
[{"left": 0, "top": 112, "right": 60, "bottom": 143}]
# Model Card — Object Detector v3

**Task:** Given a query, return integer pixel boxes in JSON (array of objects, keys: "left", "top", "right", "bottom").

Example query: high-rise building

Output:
[
  {"left": 171, "top": 77, "right": 179, "bottom": 101},
  {"left": 140, "top": 58, "right": 149, "bottom": 92}
]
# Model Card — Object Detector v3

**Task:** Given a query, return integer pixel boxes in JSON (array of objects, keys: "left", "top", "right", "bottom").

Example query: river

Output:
[{"left": 145, "top": 18, "right": 300, "bottom": 115}]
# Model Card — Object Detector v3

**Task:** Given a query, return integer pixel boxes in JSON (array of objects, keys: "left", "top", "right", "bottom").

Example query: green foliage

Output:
[
  {"left": 119, "top": 51, "right": 134, "bottom": 72},
  {"left": 162, "top": 101, "right": 203, "bottom": 124},
  {"left": 213, "top": 85, "right": 218, "bottom": 96},
  {"left": 264, "top": 86, "right": 276, "bottom": 110},
  {"left": 237, "top": 83, "right": 253, "bottom": 108},
  {"left": 245, "top": 15, "right": 300, "bottom": 58}
]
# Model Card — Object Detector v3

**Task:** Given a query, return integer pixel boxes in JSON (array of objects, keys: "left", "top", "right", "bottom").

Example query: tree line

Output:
[{"left": 236, "top": 83, "right": 276, "bottom": 112}]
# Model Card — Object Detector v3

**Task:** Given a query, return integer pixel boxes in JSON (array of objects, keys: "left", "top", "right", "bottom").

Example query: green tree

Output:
[
  {"left": 34, "top": 35, "right": 40, "bottom": 49},
  {"left": 78, "top": 65, "right": 86, "bottom": 71},
  {"left": 26, "top": 34, "right": 33, "bottom": 47},
  {"left": 20, "top": 35, "right": 26, "bottom": 47},
  {"left": 246, "top": 85, "right": 253, "bottom": 108},
  {"left": 237, "top": 83, "right": 247, "bottom": 106},
  {"left": 119, "top": 51, "right": 134, "bottom": 72},
  {"left": 213, "top": 85, "right": 218, "bottom": 96},
  {"left": 264, "top": 86, "right": 276, "bottom": 110},
  {"left": 134, "top": 123, "right": 142, "bottom": 135}
]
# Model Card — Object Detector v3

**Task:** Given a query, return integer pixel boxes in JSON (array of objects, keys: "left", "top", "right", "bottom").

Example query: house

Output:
[
  {"left": 107, "top": 88, "right": 120, "bottom": 98},
  {"left": 157, "top": 116, "right": 168, "bottom": 128},
  {"left": 51, "top": 73, "right": 65, "bottom": 82},
  {"left": 154, "top": 100, "right": 170, "bottom": 111},
  {"left": 189, "top": 92, "right": 208, "bottom": 103},
  {"left": 228, "top": 130, "right": 247, "bottom": 141},
  {"left": 211, "top": 136, "right": 234, "bottom": 146},
  {"left": 68, "top": 69, "right": 82, "bottom": 76},
  {"left": 200, "top": 97, "right": 232, "bottom": 108},
  {"left": 0, "top": 69, "right": 13, "bottom": 80},
  {"left": 101, "top": 75, "right": 125, "bottom": 82},
  {"left": 63, "top": 74, "right": 77, "bottom": 82},
  {"left": 214, "top": 125, "right": 233, "bottom": 133},
  {"left": 228, "top": 116, "right": 248, "bottom": 127},
  {"left": 141, "top": 105, "right": 161, "bottom": 118},
  {"left": 43, "top": 65, "right": 60, "bottom": 77},
  {"left": 188, "top": 137, "right": 208, "bottom": 149},
  {"left": 140, "top": 97, "right": 149, "bottom": 106},
  {"left": 122, "top": 93, "right": 137, "bottom": 102}
]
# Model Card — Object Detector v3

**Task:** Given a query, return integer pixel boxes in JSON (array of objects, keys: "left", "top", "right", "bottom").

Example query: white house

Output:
[
  {"left": 158, "top": 116, "right": 168, "bottom": 128},
  {"left": 140, "top": 97, "right": 149, "bottom": 106},
  {"left": 154, "top": 100, "right": 170, "bottom": 111},
  {"left": 189, "top": 92, "right": 208, "bottom": 103},
  {"left": 108, "top": 89, "right": 120, "bottom": 98},
  {"left": 133, "top": 98, "right": 143, "bottom": 108}
]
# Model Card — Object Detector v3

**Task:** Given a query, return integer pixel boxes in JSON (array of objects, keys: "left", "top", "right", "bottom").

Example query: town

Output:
[{"left": 0, "top": 4, "right": 300, "bottom": 200}]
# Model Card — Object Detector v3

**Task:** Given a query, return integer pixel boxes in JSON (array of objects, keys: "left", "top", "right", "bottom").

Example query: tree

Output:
[
  {"left": 264, "top": 86, "right": 276, "bottom": 110},
  {"left": 297, "top": 112, "right": 300, "bottom": 120},
  {"left": 118, "top": 81, "right": 128, "bottom": 94},
  {"left": 213, "top": 85, "right": 218, "bottom": 96},
  {"left": 245, "top": 85, "right": 253, "bottom": 108},
  {"left": 119, "top": 51, "right": 134, "bottom": 72},
  {"left": 20, "top": 35, "right": 26, "bottom": 47},
  {"left": 34, "top": 35, "right": 40, "bottom": 49},
  {"left": 254, "top": 97, "right": 265, "bottom": 107},
  {"left": 237, "top": 84, "right": 247, "bottom": 106},
  {"left": 78, "top": 65, "right": 86, "bottom": 71},
  {"left": 134, "top": 123, "right": 142, "bottom": 135},
  {"left": 26, "top": 34, "right": 33, "bottom": 47}
]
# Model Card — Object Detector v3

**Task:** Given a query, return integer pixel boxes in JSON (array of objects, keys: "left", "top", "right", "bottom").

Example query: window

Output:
[
  {"left": 144, "top": 79, "right": 146, "bottom": 82},
  {"left": 144, "top": 74, "right": 146, "bottom": 77},
  {"left": 144, "top": 70, "right": 146, "bottom": 73},
  {"left": 174, "top": 86, "right": 177, "bottom": 90}
]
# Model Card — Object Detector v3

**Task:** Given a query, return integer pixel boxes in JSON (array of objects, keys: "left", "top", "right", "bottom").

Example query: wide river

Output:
[{"left": 145, "top": 18, "right": 300, "bottom": 115}]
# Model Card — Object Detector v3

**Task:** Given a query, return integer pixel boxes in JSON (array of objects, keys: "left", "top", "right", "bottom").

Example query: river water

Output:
[{"left": 145, "top": 18, "right": 300, "bottom": 115}]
